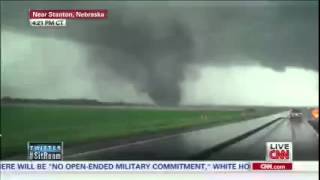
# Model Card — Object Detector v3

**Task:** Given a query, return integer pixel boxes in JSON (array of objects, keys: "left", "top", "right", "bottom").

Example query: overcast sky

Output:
[{"left": 1, "top": 1, "right": 319, "bottom": 106}]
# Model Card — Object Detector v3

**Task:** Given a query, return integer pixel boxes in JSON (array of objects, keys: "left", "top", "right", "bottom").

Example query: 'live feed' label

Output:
[
  {"left": 251, "top": 142, "right": 293, "bottom": 171},
  {"left": 266, "top": 142, "right": 293, "bottom": 162},
  {"left": 28, "top": 142, "right": 63, "bottom": 161}
]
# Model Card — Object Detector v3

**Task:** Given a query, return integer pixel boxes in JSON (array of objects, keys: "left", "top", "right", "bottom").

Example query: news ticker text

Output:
[{"left": 0, "top": 161, "right": 297, "bottom": 172}]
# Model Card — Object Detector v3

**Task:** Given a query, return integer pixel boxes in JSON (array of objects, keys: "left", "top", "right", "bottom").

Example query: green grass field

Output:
[{"left": 1, "top": 105, "right": 280, "bottom": 158}]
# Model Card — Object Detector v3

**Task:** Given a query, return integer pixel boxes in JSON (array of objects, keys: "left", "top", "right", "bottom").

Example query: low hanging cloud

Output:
[
  {"left": 1, "top": 1, "right": 318, "bottom": 106},
  {"left": 181, "top": 66, "right": 319, "bottom": 106}
]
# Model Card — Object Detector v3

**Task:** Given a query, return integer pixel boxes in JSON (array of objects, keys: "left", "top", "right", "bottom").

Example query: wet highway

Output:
[
  {"left": 65, "top": 111, "right": 318, "bottom": 161},
  {"left": 208, "top": 117, "right": 318, "bottom": 160}
]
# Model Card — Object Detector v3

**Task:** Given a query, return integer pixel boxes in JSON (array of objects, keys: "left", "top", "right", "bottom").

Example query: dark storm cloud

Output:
[
  {"left": 88, "top": 16, "right": 194, "bottom": 105},
  {"left": 1, "top": 1, "right": 318, "bottom": 105}
]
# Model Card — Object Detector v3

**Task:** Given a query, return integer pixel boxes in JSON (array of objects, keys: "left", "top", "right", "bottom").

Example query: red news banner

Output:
[
  {"left": 252, "top": 163, "right": 293, "bottom": 171},
  {"left": 29, "top": 9, "right": 108, "bottom": 27}
]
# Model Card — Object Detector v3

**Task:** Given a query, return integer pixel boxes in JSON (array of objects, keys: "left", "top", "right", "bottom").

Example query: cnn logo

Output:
[{"left": 266, "top": 142, "right": 293, "bottom": 162}]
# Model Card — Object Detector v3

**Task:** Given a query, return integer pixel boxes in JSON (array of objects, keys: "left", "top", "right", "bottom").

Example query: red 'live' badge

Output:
[{"left": 266, "top": 142, "right": 293, "bottom": 162}]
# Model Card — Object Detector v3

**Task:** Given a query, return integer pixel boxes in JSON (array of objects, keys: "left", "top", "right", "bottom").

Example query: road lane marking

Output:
[
  {"left": 67, "top": 117, "right": 286, "bottom": 159},
  {"left": 65, "top": 112, "right": 290, "bottom": 159},
  {"left": 65, "top": 133, "right": 180, "bottom": 158},
  {"left": 303, "top": 120, "right": 318, "bottom": 139}
]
